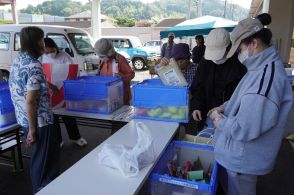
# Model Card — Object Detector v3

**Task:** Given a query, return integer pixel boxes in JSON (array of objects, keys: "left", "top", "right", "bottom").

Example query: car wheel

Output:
[
  {"left": 133, "top": 58, "right": 145, "bottom": 70},
  {"left": 0, "top": 70, "right": 9, "bottom": 81}
]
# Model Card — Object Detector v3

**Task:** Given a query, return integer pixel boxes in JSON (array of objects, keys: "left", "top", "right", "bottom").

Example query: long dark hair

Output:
[
  {"left": 241, "top": 13, "right": 272, "bottom": 46},
  {"left": 20, "top": 26, "right": 44, "bottom": 58}
]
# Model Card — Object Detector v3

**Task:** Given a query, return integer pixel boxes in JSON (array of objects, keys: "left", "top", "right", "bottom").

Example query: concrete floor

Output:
[{"left": 0, "top": 70, "right": 293, "bottom": 195}]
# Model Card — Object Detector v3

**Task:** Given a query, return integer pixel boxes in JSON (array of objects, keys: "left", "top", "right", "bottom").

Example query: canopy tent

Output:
[{"left": 160, "top": 15, "right": 237, "bottom": 39}]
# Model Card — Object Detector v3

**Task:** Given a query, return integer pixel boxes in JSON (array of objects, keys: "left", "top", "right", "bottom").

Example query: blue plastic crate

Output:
[
  {"left": 64, "top": 76, "right": 124, "bottom": 114},
  {"left": 0, "top": 82, "right": 17, "bottom": 127},
  {"left": 150, "top": 141, "right": 218, "bottom": 195},
  {"left": 64, "top": 76, "right": 123, "bottom": 100},
  {"left": 132, "top": 79, "right": 189, "bottom": 123}
]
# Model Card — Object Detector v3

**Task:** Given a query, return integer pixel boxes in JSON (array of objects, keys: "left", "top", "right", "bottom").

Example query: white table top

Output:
[
  {"left": 53, "top": 105, "right": 134, "bottom": 122},
  {"left": 0, "top": 123, "right": 20, "bottom": 134},
  {"left": 37, "top": 119, "right": 179, "bottom": 195}
]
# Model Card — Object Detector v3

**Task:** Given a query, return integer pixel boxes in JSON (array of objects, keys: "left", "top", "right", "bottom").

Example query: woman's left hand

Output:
[
  {"left": 209, "top": 110, "right": 223, "bottom": 127},
  {"left": 26, "top": 129, "right": 36, "bottom": 147}
]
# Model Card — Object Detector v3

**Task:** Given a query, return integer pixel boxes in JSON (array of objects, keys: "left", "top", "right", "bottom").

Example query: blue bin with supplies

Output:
[
  {"left": 150, "top": 141, "right": 218, "bottom": 195},
  {"left": 64, "top": 76, "right": 124, "bottom": 114},
  {"left": 132, "top": 79, "right": 189, "bottom": 123},
  {"left": 0, "top": 82, "right": 17, "bottom": 128}
]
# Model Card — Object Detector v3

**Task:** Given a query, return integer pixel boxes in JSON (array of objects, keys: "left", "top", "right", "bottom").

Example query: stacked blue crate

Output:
[
  {"left": 132, "top": 79, "right": 189, "bottom": 123},
  {"left": 150, "top": 141, "right": 218, "bottom": 195},
  {"left": 64, "top": 76, "right": 124, "bottom": 114},
  {"left": 0, "top": 82, "right": 16, "bottom": 128}
]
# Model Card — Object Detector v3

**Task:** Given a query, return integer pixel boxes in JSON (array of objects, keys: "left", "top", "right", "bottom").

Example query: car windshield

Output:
[
  {"left": 131, "top": 37, "right": 143, "bottom": 48},
  {"left": 68, "top": 33, "right": 95, "bottom": 55}
]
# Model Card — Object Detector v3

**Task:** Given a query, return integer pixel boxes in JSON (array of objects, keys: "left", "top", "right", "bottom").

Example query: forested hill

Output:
[{"left": 20, "top": 0, "right": 248, "bottom": 22}]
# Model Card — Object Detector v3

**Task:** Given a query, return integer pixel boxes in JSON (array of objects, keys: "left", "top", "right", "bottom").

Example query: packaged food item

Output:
[{"left": 155, "top": 58, "right": 188, "bottom": 86}]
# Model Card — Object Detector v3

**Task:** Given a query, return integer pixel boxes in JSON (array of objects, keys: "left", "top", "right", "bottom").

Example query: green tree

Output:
[
  {"left": 115, "top": 16, "right": 135, "bottom": 27},
  {"left": 20, "top": 0, "right": 249, "bottom": 22},
  {"left": 0, "top": 19, "right": 13, "bottom": 24},
  {"left": 20, "top": 0, "right": 85, "bottom": 17}
]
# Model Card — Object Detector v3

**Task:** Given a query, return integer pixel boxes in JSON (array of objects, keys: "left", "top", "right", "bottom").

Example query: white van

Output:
[{"left": 0, "top": 24, "right": 99, "bottom": 80}]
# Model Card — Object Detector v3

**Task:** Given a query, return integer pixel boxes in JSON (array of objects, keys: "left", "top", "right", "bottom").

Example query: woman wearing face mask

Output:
[
  {"left": 94, "top": 38, "right": 135, "bottom": 105},
  {"left": 208, "top": 14, "right": 293, "bottom": 195},
  {"left": 40, "top": 37, "right": 88, "bottom": 148},
  {"left": 39, "top": 37, "right": 74, "bottom": 64},
  {"left": 190, "top": 28, "right": 246, "bottom": 131}
]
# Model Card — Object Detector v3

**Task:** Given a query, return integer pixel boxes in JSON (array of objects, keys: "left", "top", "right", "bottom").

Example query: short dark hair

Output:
[
  {"left": 195, "top": 35, "right": 204, "bottom": 43},
  {"left": 20, "top": 26, "right": 44, "bottom": 58},
  {"left": 44, "top": 37, "right": 59, "bottom": 53}
]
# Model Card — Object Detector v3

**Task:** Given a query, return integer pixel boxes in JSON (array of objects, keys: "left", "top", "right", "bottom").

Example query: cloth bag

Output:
[{"left": 97, "top": 122, "right": 155, "bottom": 177}]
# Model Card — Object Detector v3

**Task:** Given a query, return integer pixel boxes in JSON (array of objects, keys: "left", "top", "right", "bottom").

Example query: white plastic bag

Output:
[
  {"left": 155, "top": 58, "right": 188, "bottom": 86},
  {"left": 97, "top": 122, "right": 155, "bottom": 177}
]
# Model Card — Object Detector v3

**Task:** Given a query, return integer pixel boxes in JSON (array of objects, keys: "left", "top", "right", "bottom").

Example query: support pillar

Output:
[{"left": 91, "top": 0, "right": 101, "bottom": 41}]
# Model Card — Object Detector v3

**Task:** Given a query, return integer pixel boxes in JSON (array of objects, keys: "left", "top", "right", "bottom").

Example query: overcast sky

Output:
[{"left": 3, "top": 0, "right": 252, "bottom": 10}]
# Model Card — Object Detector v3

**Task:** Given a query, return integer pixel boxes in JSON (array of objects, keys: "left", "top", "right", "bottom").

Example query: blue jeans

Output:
[{"left": 23, "top": 124, "right": 60, "bottom": 193}]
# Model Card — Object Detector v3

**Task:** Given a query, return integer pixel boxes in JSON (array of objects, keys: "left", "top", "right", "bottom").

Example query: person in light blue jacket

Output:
[{"left": 208, "top": 13, "right": 293, "bottom": 195}]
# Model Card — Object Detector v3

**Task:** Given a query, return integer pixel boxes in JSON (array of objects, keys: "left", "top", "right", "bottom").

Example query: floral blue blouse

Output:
[{"left": 9, "top": 52, "right": 53, "bottom": 128}]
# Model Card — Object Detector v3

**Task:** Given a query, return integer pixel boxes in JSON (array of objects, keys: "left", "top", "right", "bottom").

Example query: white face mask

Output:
[
  {"left": 238, "top": 46, "right": 249, "bottom": 63},
  {"left": 213, "top": 57, "right": 227, "bottom": 65},
  {"left": 46, "top": 52, "right": 57, "bottom": 59}
]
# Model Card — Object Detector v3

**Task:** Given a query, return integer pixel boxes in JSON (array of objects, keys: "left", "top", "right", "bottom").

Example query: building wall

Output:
[
  {"left": 268, "top": 0, "right": 294, "bottom": 63},
  {"left": 0, "top": 12, "right": 64, "bottom": 23},
  {"left": 86, "top": 27, "right": 167, "bottom": 44}
]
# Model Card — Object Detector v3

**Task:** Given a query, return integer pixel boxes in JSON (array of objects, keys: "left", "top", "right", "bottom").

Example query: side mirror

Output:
[{"left": 65, "top": 48, "right": 74, "bottom": 57}]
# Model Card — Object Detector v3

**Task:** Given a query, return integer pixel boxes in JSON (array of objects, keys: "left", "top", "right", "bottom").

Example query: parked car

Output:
[
  {"left": 0, "top": 24, "right": 100, "bottom": 80},
  {"left": 143, "top": 40, "right": 162, "bottom": 57},
  {"left": 103, "top": 36, "right": 158, "bottom": 70}
]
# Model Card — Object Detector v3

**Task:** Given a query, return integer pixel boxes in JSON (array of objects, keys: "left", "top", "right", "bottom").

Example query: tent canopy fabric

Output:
[{"left": 160, "top": 15, "right": 237, "bottom": 39}]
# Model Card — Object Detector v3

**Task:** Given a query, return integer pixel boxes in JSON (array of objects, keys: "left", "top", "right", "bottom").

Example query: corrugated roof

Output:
[
  {"left": 66, "top": 10, "right": 112, "bottom": 21},
  {"left": 154, "top": 18, "right": 186, "bottom": 27},
  {"left": 0, "top": 0, "right": 13, "bottom": 6}
]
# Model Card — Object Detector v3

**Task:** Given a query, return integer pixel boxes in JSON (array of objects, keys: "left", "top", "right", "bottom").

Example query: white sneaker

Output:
[
  {"left": 74, "top": 138, "right": 87, "bottom": 147},
  {"left": 60, "top": 141, "right": 64, "bottom": 148}
]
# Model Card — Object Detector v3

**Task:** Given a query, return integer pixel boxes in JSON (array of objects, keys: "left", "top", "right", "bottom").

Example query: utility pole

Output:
[
  {"left": 198, "top": 0, "right": 202, "bottom": 17},
  {"left": 187, "top": 0, "right": 192, "bottom": 19},
  {"left": 194, "top": 0, "right": 202, "bottom": 17},
  {"left": 223, "top": 0, "right": 227, "bottom": 18}
]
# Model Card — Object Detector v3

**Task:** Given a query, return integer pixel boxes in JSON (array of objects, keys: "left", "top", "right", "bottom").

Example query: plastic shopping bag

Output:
[
  {"left": 43, "top": 63, "right": 79, "bottom": 108},
  {"left": 97, "top": 122, "right": 155, "bottom": 177},
  {"left": 183, "top": 128, "right": 215, "bottom": 146},
  {"left": 155, "top": 58, "right": 188, "bottom": 86}
]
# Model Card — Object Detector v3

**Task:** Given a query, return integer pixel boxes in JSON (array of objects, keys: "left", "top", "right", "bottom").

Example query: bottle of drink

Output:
[{"left": 112, "top": 60, "right": 118, "bottom": 77}]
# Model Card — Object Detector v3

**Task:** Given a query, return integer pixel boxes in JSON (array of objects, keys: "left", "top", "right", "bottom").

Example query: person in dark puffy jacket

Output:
[{"left": 190, "top": 28, "right": 246, "bottom": 130}]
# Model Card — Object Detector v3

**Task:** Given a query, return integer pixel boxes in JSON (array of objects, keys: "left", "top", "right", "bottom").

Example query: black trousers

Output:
[{"left": 54, "top": 116, "right": 81, "bottom": 142}]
